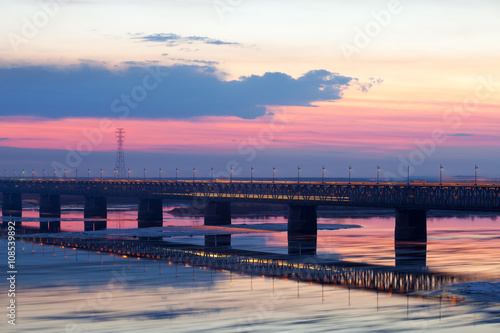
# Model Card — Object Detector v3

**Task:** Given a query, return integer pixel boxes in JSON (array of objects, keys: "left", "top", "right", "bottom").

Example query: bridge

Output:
[{"left": 2, "top": 178, "right": 500, "bottom": 247}]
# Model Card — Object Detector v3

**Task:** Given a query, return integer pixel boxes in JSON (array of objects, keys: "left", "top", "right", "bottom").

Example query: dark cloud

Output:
[
  {"left": 448, "top": 133, "right": 474, "bottom": 137},
  {"left": 0, "top": 64, "right": 356, "bottom": 119},
  {"left": 132, "top": 33, "right": 242, "bottom": 47}
]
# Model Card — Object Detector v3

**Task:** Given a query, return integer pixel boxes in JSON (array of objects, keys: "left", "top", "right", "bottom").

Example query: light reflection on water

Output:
[{"left": 1, "top": 207, "right": 500, "bottom": 332}]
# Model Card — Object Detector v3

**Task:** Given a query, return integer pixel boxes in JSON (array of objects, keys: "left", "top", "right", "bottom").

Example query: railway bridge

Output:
[{"left": 2, "top": 179, "right": 499, "bottom": 248}]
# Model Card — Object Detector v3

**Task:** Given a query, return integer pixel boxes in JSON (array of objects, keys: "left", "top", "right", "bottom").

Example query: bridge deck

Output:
[{"left": 1, "top": 179, "right": 500, "bottom": 211}]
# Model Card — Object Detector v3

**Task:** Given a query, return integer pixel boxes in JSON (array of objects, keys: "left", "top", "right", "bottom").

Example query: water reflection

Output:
[{"left": 18, "top": 235, "right": 458, "bottom": 295}]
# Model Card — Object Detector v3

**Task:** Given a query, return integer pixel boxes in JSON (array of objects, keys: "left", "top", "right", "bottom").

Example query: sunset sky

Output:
[{"left": 1, "top": 0, "right": 499, "bottom": 181}]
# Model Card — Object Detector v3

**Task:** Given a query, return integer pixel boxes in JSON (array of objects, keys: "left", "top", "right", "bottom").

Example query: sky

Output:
[{"left": 0, "top": 0, "right": 499, "bottom": 181}]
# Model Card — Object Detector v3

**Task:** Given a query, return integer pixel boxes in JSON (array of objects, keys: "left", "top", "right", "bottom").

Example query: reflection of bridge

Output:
[
  {"left": 20, "top": 236, "right": 460, "bottom": 295},
  {"left": 2, "top": 179, "right": 500, "bottom": 244}
]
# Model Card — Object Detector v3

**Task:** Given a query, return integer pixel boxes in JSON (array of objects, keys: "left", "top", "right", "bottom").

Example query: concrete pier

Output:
[
  {"left": 138, "top": 198, "right": 163, "bottom": 228},
  {"left": 84, "top": 196, "right": 107, "bottom": 219},
  {"left": 40, "top": 194, "right": 61, "bottom": 218},
  {"left": 84, "top": 196, "right": 107, "bottom": 231},
  {"left": 287, "top": 204, "right": 317, "bottom": 255},
  {"left": 204, "top": 201, "right": 231, "bottom": 226},
  {"left": 2, "top": 192, "right": 22, "bottom": 217},
  {"left": 395, "top": 208, "right": 427, "bottom": 242}
]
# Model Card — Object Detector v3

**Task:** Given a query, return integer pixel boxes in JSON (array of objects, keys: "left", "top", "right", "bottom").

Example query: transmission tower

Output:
[{"left": 115, "top": 128, "right": 126, "bottom": 178}]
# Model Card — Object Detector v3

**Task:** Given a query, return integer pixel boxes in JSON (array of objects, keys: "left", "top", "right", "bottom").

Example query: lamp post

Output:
[
  {"left": 53, "top": 169, "right": 56, "bottom": 179},
  {"left": 76, "top": 168, "right": 78, "bottom": 180},
  {"left": 64, "top": 169, "right": 67, "bottom": 180},
  {"left": 439, "top": 165, "right": 443, "bottom": 185},
  {"left": 407, "top": 165, "right": 410, "bottom": 185},
  {"left": 32, "top": 169, "right": 34, "bottom": 180},
  {"left": 127, "top": 168, "right": 130, "bottom": 181},
  {"left": 22, "top": 169, "right": 25, "bottom": 179},
  {"left": 272, "top": 167, "right": 276, "bottom": 183},
  {"left": 297, "top": 166, "right": 300, "bottom": 183},
  {"left": 250, "top": 167, "right": 254, "bottom": 183},
  {"left": 143, "top": 168, "right": 146, "bottom": 181},
  {"left": 88, "top": 169, "right": 90, "bottom": 181},
  {"left": 114, "top": 169, "right": 116, "bottom": 180},
  {"left": 192, "top": 167, "right": 196, "bottom": 183},
  {"left": 348, "top": 166, "right": 352, "bottom": 184},
  {"left": 322, "top": 166, "right": 325, "bottom": 183},
  {"left": 474, "top": 165, "right": 478, "bottom": 186},
  {"left": 230, "top": 167, "right": 233, "bottom": 183},
  {"left": 377, "top": 165, "right": 380, "bottom": 184},
  {"left": 100, "top": 168, "right": 103, "bottom": 180},
  {"left": 12, "top": 169, "right": 15, "bottom": 179},
  {"left": 159, "top": 168, "right": 162, "bottom": 181},
  {"left": 211, "top": 167, "right": 213, "bottom": 182},
  {"left": 175, "top": 168, "right": 178, "bottom": 182}
]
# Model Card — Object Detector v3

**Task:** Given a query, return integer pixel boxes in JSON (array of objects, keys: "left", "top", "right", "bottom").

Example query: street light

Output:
[
  {"left": 114, "top": 169, "right": 116, "bottom": 180},
  {"left": 159, "top": 168, "right": 162, "bottom": 181},
  {"left": 439, "top": 165, "right": 443, "bottom": 185},
  {"left": 297, "top": 166, "right": 300, "bottom": 183},
  {"left": 88, "top": 169, "right": 90, "bottom": 181},
  {"left": 230, "top": 167, "right": 233, "bottom": 182},
  {"left": 175, "top": 168, "right": 178, "bottom": 182},
  {"left": 407, "top": 165, "right": 410, "bottom": 185},
  {"left": 192, "top": 167, "right": 196, "bottom": 183},
  {"left": 42, "top": 169, "right": 45, "bottom": 179},
  {"left": 377, "top": 165, "right": 380, "bottom": 184},
  {"left": 348, "top": 166, "right": 352, "bottom": 184},
  {"left": 64, "top": 169, "right": 67, "bottom": 180},
  {"left": 76, "top": 168, "right": 78, "bottom": 180},
  {"left": 100, "top": 168, "right": 103, "bottom": 180},
  {"left": 32, "top": 169, "right": 34, "bottom": 180},
  {"left": 272, "top": 167, "right": 276, "bottom": 183},
  {"left": 127, "top": 168, "right": 130, "bottom": 181},
  {"left": 474, "top": 165, "right": 478, "bottom": 185},
  {"left": 22, "top": 169, "right": 25, "bottom": 179},
  {"left": 250, "top": 167, "right": 254, "bottom": 183},
  {"left": 211, "top": 167, "right": 213, "bottom": 182},
  {"left": 322, "top": 166, "right": 325, "bottom": 183},
  {"left": 53, "top": 169, "right": 56, "bottom": 179},
  {"left": 143, "top": 168, "right": 146, "bottom": 181}
]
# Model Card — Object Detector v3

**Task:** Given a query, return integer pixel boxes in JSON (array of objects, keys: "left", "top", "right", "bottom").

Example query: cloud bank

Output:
[{"left": 0, "top": 64, "right": 355, "bottom": 119}]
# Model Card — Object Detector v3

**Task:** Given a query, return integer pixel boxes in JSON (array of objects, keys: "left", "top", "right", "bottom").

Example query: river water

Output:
[{"left": 1, "top": 205, "right": 500, "bottom": 332}]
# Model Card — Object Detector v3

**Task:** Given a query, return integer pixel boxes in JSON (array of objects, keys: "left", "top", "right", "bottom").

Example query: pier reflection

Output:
[
  {"left": 288, "top": 233, "right": 317, "bottom": 256},
  {"left": 84, "top": 220, "right": 107, "bottom": 231},
  {"left": 395, "top": 241, "right": 427, "bottom": 270},
  {"left": 40, "top": 220, "right": 61, "bottom": 233},
  {"left": 205, "top": 234, "right": 231, "bottom": 247}
]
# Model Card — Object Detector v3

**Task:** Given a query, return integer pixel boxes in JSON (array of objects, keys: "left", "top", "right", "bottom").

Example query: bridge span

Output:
[{"left": 2, "top": 179, "right": 500, "bottom": 245}]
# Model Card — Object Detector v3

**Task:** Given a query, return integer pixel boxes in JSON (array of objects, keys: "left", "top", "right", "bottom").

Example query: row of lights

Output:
[{"left": 2, "top": 165, "right": 481, "bottom": 185}]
